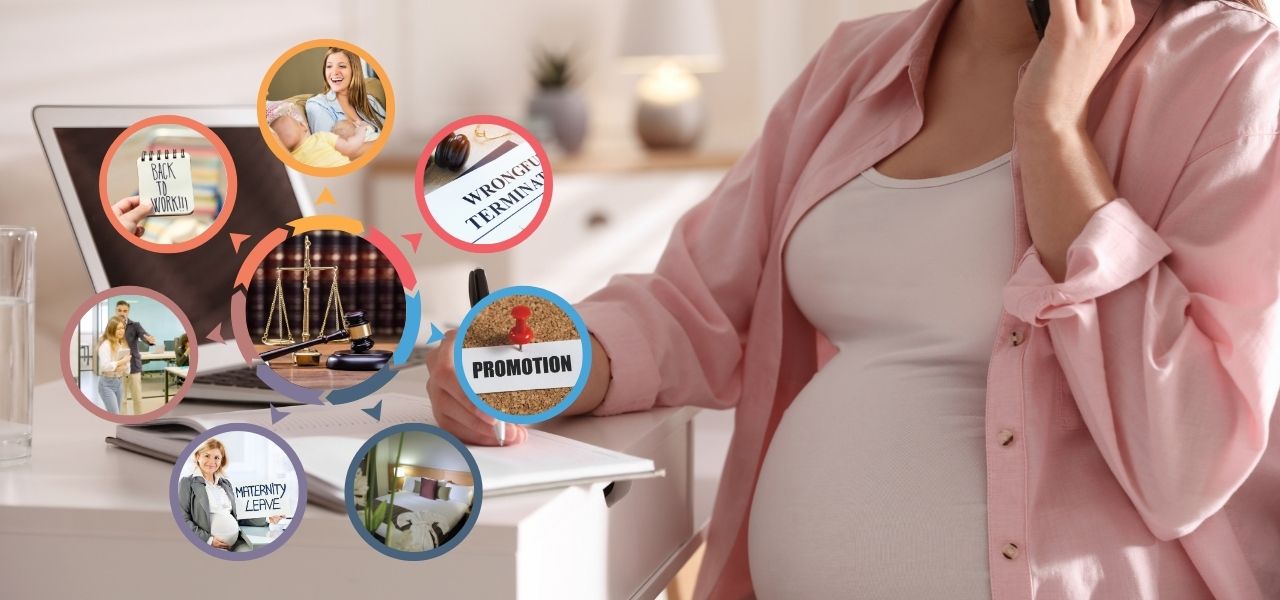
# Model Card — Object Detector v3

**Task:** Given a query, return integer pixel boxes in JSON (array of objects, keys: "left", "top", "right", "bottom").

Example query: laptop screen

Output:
[{"left": 53, "top": 126, "right": 303, "bottom": 341}]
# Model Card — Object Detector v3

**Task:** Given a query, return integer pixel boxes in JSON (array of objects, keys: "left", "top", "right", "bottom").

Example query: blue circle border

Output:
[
  {"left": 453, "top": 285, "right": 592, "bottom": 425},
  {"left": 342, "top": 423, "right": 484, "bottom": 560},
  {"left": 168, "top": 423, "right": 308, "bottom": 560}
]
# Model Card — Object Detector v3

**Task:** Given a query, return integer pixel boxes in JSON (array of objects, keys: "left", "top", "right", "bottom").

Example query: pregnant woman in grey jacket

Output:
[{"left": 178, "top": 438, "right": 283, "bottom": 552}]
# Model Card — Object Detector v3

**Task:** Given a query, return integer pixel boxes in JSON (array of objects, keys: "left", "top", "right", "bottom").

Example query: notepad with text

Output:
[{"left": 136, "top": 149, "right": 195, "bottom": 216}]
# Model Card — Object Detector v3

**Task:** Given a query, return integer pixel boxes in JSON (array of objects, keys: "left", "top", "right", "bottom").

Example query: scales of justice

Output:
[{"left": 258, "top": 235, "right": 392, "bottom": 371}]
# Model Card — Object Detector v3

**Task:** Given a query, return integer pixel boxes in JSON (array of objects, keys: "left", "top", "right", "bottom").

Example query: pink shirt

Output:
[{"left": 575, "top": 0, "right": 1280, "bottom": 598}]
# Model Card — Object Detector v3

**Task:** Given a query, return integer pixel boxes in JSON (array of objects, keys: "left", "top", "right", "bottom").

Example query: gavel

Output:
[{"left": 259, "top": 310, "right": 391, "bottom": 370}]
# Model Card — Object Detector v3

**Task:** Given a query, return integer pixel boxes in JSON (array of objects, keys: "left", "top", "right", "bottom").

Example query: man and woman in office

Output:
[
  {"left": 178, "top": 438, "right": 285, "bottom": 551},
  {"left": 95, "top": 300, "right": 155, "bottom": 415},
  {"left": 426, "top": 0, "right": 1279, "bottom": 597}
]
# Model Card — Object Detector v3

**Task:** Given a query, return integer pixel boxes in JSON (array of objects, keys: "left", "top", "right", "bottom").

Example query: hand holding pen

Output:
[{"left": 423, "top": 268, "right": 527, "bottom": 446}]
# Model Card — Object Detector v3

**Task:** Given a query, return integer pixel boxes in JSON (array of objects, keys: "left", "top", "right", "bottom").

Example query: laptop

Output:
[{"left": 34, "top": 105, "right": 428, "bottom": 404}]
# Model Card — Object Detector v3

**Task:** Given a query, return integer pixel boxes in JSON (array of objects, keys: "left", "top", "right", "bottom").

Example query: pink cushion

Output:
[{"left": 418, "top": 477, "right": 438, "bottom": 499}]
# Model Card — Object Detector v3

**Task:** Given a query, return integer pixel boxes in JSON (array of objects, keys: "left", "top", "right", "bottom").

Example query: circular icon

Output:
[
  {"left": 259, "top": 39, "right": 396, "bottom": 177},
  {"left": 98, "top": 115, "right": 237, "bottom": 252},
  {"left": 454, "top": 286, "right": 591, "bottom": 425},
  {"left": 169, "top": 424, "right": 306, "bottom": 560},
  {"left": 416, "top": 115, "right": 554, "bottom": 253},
  {"left": 344, "top": 423, "right": 482, "bottom": 560},
  {"left": 228, "top": 216, "right": 422, "bottom": 404},
  {"left": 60, "top": 286, "right": 198, "bottom": 423}
]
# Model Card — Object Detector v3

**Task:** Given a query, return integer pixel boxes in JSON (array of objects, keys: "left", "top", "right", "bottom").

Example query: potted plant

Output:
[{"left": 528, "top": 46, "right": 589, "bottom": 154}]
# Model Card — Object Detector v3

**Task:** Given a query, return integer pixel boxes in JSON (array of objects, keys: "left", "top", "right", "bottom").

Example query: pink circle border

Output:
[
  {"left": 60, "top": 286, "right": 199, "bottom": 424},
  {"left": 414, "top": 115, "right": 555, "bottom": 253}
]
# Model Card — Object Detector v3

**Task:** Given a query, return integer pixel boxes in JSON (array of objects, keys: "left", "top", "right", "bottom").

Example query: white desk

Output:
[
  {"left": 0, "top": 378, "right": 701, "bottom": 599},
  {"left": 164, "top": 365, "right": 188, "bottom": 402}
]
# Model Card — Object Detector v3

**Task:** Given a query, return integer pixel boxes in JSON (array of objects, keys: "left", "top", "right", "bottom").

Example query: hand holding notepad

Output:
[{"left": 137, "top": 149, "right": 195, "bottom": 216}]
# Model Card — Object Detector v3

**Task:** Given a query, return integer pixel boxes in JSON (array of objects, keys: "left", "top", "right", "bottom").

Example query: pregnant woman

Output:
[
  {"left": 427, "top": 0, "right": 1279, "bottom": 597},
  {"left": 96, "top": 316, "right": 129, "bottom": 414},
  {"left": 178, "top": 438, "right": 283, "bottom": 552},
  {"left": 304, "top": 46, "right": 385, "bottom": 157}
]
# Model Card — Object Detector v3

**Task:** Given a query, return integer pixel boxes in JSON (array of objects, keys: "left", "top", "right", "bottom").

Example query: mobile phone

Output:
[{"left": 1026, "top": 0, "right": 1050, "bottom": 39}]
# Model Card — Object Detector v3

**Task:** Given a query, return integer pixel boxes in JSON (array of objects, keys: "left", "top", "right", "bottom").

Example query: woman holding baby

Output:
[{"left": 305, "top": 47, "right": 385, "bottom": 143}]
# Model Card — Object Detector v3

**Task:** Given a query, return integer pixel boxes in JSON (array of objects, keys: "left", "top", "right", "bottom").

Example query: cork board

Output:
[{"left": 462, "top": 294, "right": 580, "bottom": 415}]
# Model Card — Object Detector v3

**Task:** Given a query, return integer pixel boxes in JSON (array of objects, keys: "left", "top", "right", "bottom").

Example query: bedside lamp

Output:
[{"left": 619, "top": 0, "right": 723, "bottom": 150}]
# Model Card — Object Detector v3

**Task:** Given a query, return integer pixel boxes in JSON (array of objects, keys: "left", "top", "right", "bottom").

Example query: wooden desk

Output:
[
  {"left": 0, "top": 378, "right": 701, "bottom": 599},
  {"left": 253, "top": 342, "right": 398, "bottom": 389}
]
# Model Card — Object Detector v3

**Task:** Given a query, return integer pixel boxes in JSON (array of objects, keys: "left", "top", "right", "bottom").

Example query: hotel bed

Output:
[{"left": 369, "top": 492, "right": 471, "bottom": 552}]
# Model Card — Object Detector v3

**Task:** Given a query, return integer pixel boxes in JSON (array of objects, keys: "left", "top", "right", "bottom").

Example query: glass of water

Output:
[{"left": 0, "top": 226, "right": 35, "bottom": 462}]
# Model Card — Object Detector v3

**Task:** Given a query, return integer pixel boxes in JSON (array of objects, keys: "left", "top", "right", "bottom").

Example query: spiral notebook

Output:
[
  {"left": 137, "top": 148, "right": 195, "bottom": 216},
  {"left": 105, "top": 392, "right": 662, "bottom": 511}
]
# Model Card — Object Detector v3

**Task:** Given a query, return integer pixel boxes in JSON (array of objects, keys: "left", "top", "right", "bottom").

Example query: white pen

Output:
[{"left": 495, "top": 420, "right": 506, "bottom": 447}]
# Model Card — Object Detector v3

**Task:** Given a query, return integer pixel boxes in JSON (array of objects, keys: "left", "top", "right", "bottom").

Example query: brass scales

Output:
[{"left": 261, "top": 235, "right": 347, "bottom": 366}]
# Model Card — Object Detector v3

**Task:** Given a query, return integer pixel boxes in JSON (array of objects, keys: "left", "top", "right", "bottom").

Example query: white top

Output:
[
  {"left": 202, "top": 475, "right": 240, "bottom": 546},
  {"left": 749, "top": 151, "right": 1013, "bottom": 599},
  {"left": 96, "top": 341, "right": 128, "bottom": 377}
]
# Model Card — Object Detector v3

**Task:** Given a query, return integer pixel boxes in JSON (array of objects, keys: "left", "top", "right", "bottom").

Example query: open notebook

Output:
[{"left": 106, "top": 393, "right": 662, "bottom": 511}]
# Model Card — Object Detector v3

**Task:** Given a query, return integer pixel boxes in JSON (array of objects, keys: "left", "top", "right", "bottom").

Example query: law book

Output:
[
  {"left": 283, "top": 236, "right": 305, "bottom": 338},
  {"left": 340, "top": 234, "right": 360, "bottom": 317},
  {"left": 248, "top": 263, "right": 266, "bottom": 335},
  {"left": 307, "top": 232, "right": 326, "bottom": 334},
  {"left": 104, "top": 393, "right": 663, "bottom": 512},
  {"left": 357, "top": 239, "right": 379, "bottom": 330},
  {"left": 258, "top": 240, "right": 287, "bottom": 342},
  {"left": 375, "top": 250, "right": 401, "bottom": 337}
]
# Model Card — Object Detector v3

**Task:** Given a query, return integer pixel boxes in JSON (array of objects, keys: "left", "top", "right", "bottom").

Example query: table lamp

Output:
[{"left": 619, "top": 0, "right": 723, "bottom": 150}]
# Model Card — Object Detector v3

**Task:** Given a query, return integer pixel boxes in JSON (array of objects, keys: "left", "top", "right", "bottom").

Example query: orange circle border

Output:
[
  {"left": 97, "top": 115, "right": 238, "bottom": 254},
  {"left": 256, "top": 39, "right": 397, "bottom": 178}
]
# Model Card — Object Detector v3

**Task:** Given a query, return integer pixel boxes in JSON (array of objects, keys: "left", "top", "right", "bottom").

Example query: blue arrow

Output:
[
  {"left": 361, "top": 400, "right": 383, "bottom": 421},
  {"left": 269, "top": 404, "right": 289, "bottom": 424}
]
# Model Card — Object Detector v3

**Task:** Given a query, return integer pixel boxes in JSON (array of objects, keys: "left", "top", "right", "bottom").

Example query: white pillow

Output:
[
  {"left": 446, "top": 483, "right": 474, "bottom": 505},
  {"left": 401, "top": 476, "right": 419, "bottom": 492}
]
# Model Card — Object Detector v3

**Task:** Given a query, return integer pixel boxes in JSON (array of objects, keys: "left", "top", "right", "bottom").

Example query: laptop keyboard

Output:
[
  {"left": 190, "top": 346, "right": 429, "bottom": 390},
  {"left": 192, "top": 366, "right": 271, "bottom": 389}
]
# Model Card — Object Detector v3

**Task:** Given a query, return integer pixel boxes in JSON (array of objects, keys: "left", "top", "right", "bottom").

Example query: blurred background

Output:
[{"left": 6, "top": 0, "right": 908, "bottom": 385}]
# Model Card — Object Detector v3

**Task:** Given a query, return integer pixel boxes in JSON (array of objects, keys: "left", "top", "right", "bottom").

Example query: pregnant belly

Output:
[
  {"left": 747, "top": 361, "right": 992, "bottom": 599},
  {"left": 210, "top": 512, "right": 240, "bottom": 546}
]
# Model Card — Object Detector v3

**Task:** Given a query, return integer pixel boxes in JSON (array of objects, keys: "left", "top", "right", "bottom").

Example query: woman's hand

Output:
[
  {"left": 425, "top": 329, "right": 528, "bottom": 446},
  {"left": 268, "top": 515, "right": 285, "bottom": 524},
  {"left": 111, "top": 196, "right": 153, "bottom": 238},
  {"left": 1013, "top": 0, "right": 1136, "bottom": 133},
  {"left": 211, "top": 537, "right": 231, "bottom": 550}
]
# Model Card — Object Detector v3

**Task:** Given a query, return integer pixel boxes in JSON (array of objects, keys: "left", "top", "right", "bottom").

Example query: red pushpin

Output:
[{"left": 509, "top": 305, "right": 534, "bottom": 351}]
